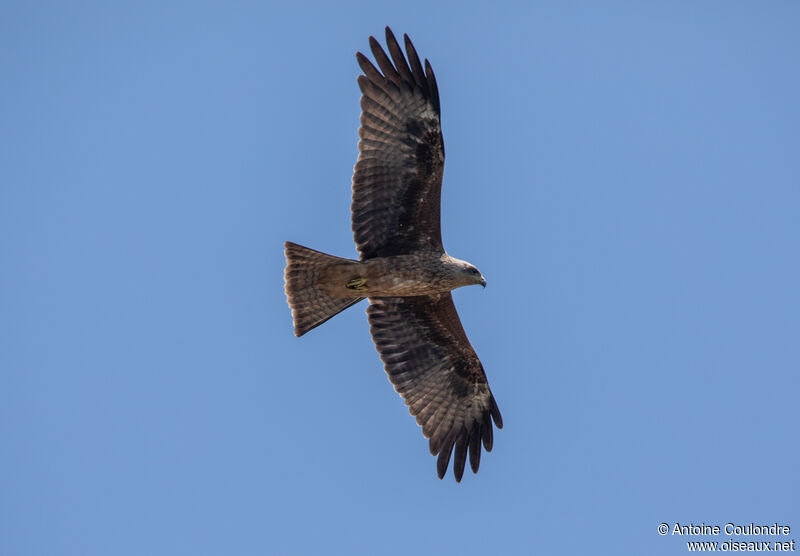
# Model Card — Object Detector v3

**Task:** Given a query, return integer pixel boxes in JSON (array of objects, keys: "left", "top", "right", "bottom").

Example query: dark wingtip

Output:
[
  {"left": 424, "top": 58, "right": 440, "bottom": 114},
  {"left": 452, "top": 437, "right": 468, "bottom": 482},
  {"left": 368, "top": 35, "right": 381, "bottom": 53},
  {"left": 355, "top": 51, "right": 371, "bottom": 73},
  {"left": 436, "top": 456, "right": 447, "bottom": 480},
  {"left": 469, "top": 423, "right": 482, "bottom": 473},
  {"left": 384, "top": 27, "right": 395, "bottom": 46},
  {"left": 436, "top": 432, "right": 455, "bottom": 480},
  {"left": 481, "top": 413, "right": 494, "bottom": 451},
  {"left": 490, "top": 399, "right": 503, "bottom": 429}
]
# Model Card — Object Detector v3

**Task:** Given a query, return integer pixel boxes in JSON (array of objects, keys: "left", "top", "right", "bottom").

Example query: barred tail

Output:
[{"left": 283, "top": 242, "right": 364, "bottom": 337}]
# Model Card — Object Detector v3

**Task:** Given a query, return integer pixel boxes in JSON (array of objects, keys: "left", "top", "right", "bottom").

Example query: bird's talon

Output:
[{"left": 346, "top": 278, "right": 367, "bottom": 291}]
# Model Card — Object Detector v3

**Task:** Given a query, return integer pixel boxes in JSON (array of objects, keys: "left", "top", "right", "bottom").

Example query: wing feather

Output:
[
  {"left": 352, "top": 27, "right": 445, "bottom": 260},
  {"left": 468, "top": 422, "right": 482, "bottom": 473},
  {"left": 367, "top": 294, "right": 502, "bottom": 481},
  {"left": 452, "top": 433, "right": 469, "bottom": 482},
  {"left": 385, "top": 28, "right": 415, "bottom": 85},
  {"left": 403, "top": 34, "right": 428, "bottom": 97},
  {"left": 369, "top": 35, "right": 403, "bottom": 89}
]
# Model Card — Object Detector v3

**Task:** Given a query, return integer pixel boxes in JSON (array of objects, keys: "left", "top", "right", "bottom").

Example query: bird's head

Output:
[
  {"left": 446, "top": 256, "right": 486, "bottom": 289},
  {"left": 465, "top": 265, "right": 487, "bottom": 288}
]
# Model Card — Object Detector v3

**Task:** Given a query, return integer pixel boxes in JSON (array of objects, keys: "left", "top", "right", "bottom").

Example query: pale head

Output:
[{"left": 441, "top": 254, "right": 487, "bottom": 289}]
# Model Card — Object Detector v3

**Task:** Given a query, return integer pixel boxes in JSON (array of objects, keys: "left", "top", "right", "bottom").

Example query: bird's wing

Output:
[
  {"left": 367, "top": 294, "right": 502, "bottom": 481},
  {"left": 352, "top": 27, "right": 445, "bottom": 261}
]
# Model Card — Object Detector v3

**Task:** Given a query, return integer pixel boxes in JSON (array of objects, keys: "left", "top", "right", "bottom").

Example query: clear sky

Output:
[{"left": 2, "top": 2, "right": 799, "bottom": 555}]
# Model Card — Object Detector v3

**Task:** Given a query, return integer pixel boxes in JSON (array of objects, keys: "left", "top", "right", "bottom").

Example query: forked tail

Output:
[{"left": 283, "top": 242, "right": 364, "bottom": 336}]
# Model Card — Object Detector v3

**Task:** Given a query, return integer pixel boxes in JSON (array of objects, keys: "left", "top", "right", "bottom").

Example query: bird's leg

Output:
[{"left": 346, "top": 277, "right": 367, "bottom": 291}]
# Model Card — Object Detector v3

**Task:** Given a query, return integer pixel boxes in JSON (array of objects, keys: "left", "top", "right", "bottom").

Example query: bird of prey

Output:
[{"left": 284, "top": 27, "right": 502, "bottom": 482}]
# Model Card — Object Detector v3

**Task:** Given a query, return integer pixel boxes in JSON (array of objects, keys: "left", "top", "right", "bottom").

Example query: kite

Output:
[{"left": 284, "top": 27, "right": 502, "bottom": 481}]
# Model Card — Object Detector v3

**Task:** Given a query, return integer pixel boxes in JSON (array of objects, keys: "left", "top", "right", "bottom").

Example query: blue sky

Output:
[{"left": 2, "top": 2, "right": 799, "bottom": 555}]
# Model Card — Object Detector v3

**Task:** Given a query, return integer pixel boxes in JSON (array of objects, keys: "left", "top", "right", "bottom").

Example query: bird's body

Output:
[
  {"left": 284, "top": 28, "right": 502, "bottom": 482},
  {"left": 319, "top": 252, "right": 484, "bottom": 298}
]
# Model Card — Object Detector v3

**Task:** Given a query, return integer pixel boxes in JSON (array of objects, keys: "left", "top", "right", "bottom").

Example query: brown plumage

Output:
[{"left": 284, "top": 27, "right": 502, "bottom": 482}]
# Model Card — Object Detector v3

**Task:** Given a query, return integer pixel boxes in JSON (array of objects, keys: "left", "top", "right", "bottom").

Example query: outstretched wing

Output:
[
  {"left": 352, "top": 27, "right": 445, "bottom": 261},
  {"left": 367, "top": 294, "right": 503, "bottom": 481}
]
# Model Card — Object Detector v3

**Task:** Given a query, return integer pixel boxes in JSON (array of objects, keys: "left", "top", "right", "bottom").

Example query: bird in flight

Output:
[{"left": 284, "top": 27, "right": 502, "bottom": 482}]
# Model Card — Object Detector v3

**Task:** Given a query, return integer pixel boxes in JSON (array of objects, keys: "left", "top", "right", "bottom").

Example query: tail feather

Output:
[{"left": 283, "top": 242, "right": 364, "bottom": 336}]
